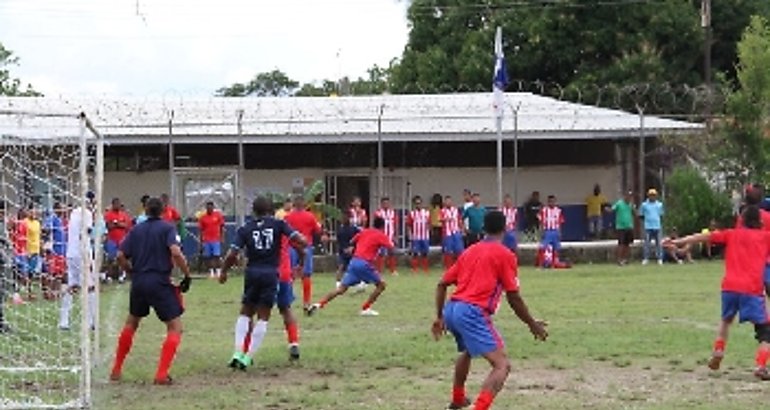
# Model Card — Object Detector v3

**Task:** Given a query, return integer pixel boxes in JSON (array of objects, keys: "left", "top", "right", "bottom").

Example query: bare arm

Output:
[
  {"left": 506, "top": 291, "right": 548, "bottom": 341},
  {"left": 170, "top": 244, "right": 191, "bottom": 278},
  {"left": 219, "top": 248, "right": 239, "bottom": 283},
  {"left": 671, "top": 233, "right": 711, "bottom": 247},
  {"left": 432, "top": 281, "right": 450, "bottom": 340}
]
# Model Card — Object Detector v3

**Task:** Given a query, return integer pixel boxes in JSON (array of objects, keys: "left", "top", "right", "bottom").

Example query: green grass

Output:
[{"left": 26, "top": 262, "right": 770, "bottom": 408}]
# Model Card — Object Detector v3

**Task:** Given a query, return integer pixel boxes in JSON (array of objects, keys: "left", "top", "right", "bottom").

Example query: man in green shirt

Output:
[
  {"left": 462, "top": 193, "right": 487, "bottom": 246},
  {"left": 611, "top": 190, "right": 636, "bottom": 265}
]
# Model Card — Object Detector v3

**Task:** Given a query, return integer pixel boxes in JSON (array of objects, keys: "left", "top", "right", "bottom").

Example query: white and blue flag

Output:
[{"left": 493, "top": 26, "right": 508, "bottom": 118}]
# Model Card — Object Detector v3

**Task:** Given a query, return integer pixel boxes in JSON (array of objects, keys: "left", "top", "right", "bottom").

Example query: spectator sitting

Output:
[
  {"left": 663, "top": 229, "right": 693, "bottom": 264},
  {"left": 700, "top": 219, "right": 724, "bottom": 259}
]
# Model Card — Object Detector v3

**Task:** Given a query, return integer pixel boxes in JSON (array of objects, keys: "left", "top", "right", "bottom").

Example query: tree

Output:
[
  {"left": 0, "top": 42, "right": 42, "bottom": 97},
  {"left": 389, "top": 0, "right": 770, "bottom": 94},
  {"left": 664, "top": 167, "right": 732, "bottom": 235},
  {"left": 216, "top": 69, "right": 299, "bottom": 97}
]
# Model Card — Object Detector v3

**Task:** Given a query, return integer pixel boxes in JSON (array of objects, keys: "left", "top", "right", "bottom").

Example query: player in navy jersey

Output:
[
  {"left": 335, "top": 213, "right": 360, "bottom": 289},
  {"left": 110, "top": 197, "right": 192, "bottom": 385},
  {"left": 219, "top": 196, "right": 307, "bottom": 370}
]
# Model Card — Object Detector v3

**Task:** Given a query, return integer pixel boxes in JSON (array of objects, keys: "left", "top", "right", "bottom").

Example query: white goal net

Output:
[{"left": 0, "top": 112, "right": 103, "bottom": 409}]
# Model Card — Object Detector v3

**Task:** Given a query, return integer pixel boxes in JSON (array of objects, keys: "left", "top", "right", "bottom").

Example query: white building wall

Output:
[{"left": 104, "top": 165, "right": 620, "bottom": 215}]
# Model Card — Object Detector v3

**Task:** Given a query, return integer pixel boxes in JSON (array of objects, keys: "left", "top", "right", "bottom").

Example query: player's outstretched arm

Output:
[
  {"left": 432, "top": 281, "right": 450, "bottom": 340},
  {"left": 670, "top": 232, "right": 710, "bottom": 247},
  {"left": 506, "top": 291, "right": 548, "bottom": 341}
]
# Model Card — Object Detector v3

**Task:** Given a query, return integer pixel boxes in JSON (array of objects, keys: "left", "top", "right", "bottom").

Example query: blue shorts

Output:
[
  {"left": 290, "top": 246, "right": 314, "bottom": 276},
  {"left": 503, "top": 231, "right": 518, "bottom": 252},
  {"left": 104, "top": 240, "right": 119, "bottom": 260},
  {"left": 764, "top": 264, "right": 770, "bottom": 284},
  {"left": 276, "top": 280, "right": 294, "bottom": 309},
  {"left": 15, "top": 255, "right": 28, "bottom": 276},
  {"left": 721, "top": 291, "right": 769, "bottom": 324},
  {"left": 443, "top": 301, "right": 504, "bottom": 357},
  {"left": 341, "top": 257, "right": 381, "bottom": 287},
  {"left": 411, "top": 239, "right": 430, "bottom": 256},
  {"left": 442, "top": 233, "right": 464, "bottom": 256},
  {"left": 541, "top": 229, "right": 561, "bottom": 252},
  {"left": 338, "top": 253, "right": 353, "bottom": 270},
  {"left": 27, "top": 254, "right": 41, "bottom": 277},
  {"left": 129, "top": 275, "right": 184, "bottom": 322},
  {"left": 243, "top": 268, "right": 279, "bottom": 309},
  {"left": 202, "top": 241, "right": 222, "bottom": 258}
]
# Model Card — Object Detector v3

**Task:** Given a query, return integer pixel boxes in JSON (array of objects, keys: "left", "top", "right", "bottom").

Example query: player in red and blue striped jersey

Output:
[
  {"left": 536, "top": 195, "right": 565, "bottom": 268},
  {"left": 440, "top": 196, "right": 464, "bottom": 269},
  {"left": 375, "top": 197, "right": 399, "bottom": 275},
  {"left": 433, "top": 211, "right": 548, "bottom": 410},
  {"left": 500, "top": 194, "right": 518, "bottom": 254},
  {"left": 349, "top": 196, "right": 368, "bottom": 228},
  {"left": 407, "top": 196, "right": 431, "bottom": 274}
]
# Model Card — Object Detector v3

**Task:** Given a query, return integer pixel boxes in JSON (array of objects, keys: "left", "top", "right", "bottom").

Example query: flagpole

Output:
[{"left": 493, "top": 27, "right": 507, "bottom": 206}]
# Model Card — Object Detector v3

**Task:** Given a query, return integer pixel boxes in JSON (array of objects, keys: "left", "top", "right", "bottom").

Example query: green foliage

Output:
[
  {"left": 216, "top": 69, "right": 299, "bottom": 97},
  {"left": 664, "top": 167, "right": 732, "bottom": 234},
  {"left": 0, "top": 42, "right": 42, "bottom": 97},
  {"left": 261, "top": 179, "right": 342, "bottom": 220},
  {"left": 389, "top": 0, "right": 770, "bottom": 93},
  {"left": 716, "top": 15, "right": 770, "bottom": 186}
]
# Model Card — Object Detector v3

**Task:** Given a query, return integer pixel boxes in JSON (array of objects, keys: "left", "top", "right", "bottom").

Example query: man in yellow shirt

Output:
[
  {"left": 25, "top": 208, "right": 42, "bottom": 299},
  {"left": 274, "top": 199, "right": 292, "bottom": 220},
  {"left": 585, "top": 184, "right": 609, "bottom": 239}
]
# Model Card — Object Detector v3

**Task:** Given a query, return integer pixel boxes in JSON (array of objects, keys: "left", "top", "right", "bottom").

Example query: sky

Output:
[{"left": 0, "top": 0, "right": 410, "bottom": 96}]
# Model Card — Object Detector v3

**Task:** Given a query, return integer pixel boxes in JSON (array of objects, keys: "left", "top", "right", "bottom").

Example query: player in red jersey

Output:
[
  {"left": 671, "top": 205, "right": 770, "bottom": 380},
  {"left": 440, "top": 196, "right": 465, "bottom": 269},
  {"left": 375, "top": 197, "right": 399, "bottom": 275},
  {"left": 407, "top": 196, "right": 431, "bottom": 274},
  {"left": 736, "top": 185, "right": 770, "bottom": 296},
  {"left": 349, "top": 196, "right": 368, "bottom": 228},
  {"left": 284, "top": 196, "right": 324, "bottom": 310},
  {"left": 104, "top": 197, "right": 132, "bottom": 282},
  {"left": 198, "top": 201, "right": 225, "bottom": 279},
  {"left": 307, "top": 217, "right": 393, "bottom": 317},
  {"left": 536, "top": 195, "right": 565, "bottom": 268},
  {"left": 433, "top": 211, "right": 548, "bottom": 410},
  {"left": 160, "top": 193, "right": 186, "bottom": 239},
  {"left": 500, "top": 194, "right": 518, "bottom": 253}
]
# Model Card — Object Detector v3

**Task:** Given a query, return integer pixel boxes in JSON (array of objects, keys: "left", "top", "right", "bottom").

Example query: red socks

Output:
[
  {"left": 443, "top": 254, "right": 454, "bottom": 269},
  {"left": 155, "top": 331, "right": 181, "bottom": 382},
  {"left": 451, "top": 386, "right": 466, "bottom": 407},
  {"left": 362, "top": 301, "right": 373, "bottom": 311},
  {"left": 473, "top": 389, "right": 495, "bottom": 410},
  {"left": 111, "top": 326, "right": 136, "bottom": 377},
  {"left": 411, "top": 257, "right": 419, "bottom": 273},
  {"left": 756, "top": 346, "right": 770, "bottom": 367},
  {"left": 421, "top": 256, "right": 430, "bottom": 273},
  {"left": 376, "top": 256, "right": 384, "bottom": 272},
  {"left": 285, "top": 322, "right": 299, "bottom": 345},
  {"left": 302, "top": 277, "right": 312, "bottom": 306},
  {"left": 387, "top": 255, "right": 396, "bottom": 273},
  {"left": 714, "top": 338, "right": 725, "bottom": 353}
]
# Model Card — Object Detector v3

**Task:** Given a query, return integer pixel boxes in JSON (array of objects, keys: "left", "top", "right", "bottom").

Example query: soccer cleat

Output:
[
  {"left": 228, "top": 352, "right": 245, "bottom": 370},
  {"left": 0, "top": 323, "right": 12, "bottom": 334},
  {"left": 641, "top": 259, "right": 649, "bottom": 265},
  {"left": 153, "top": 375, "right": 174, "bottom": 385},
  {"left": 658, "top": 259, "right": 664, "bottom": 265},
  {"left": 755, "top": 366, "right": 770, "bottom": 381},
  {"left": 708, "top": 351, "right": 724, "bottom": 370},
  {"left": 305, "top": 303, "right": 320, "bottom": 317},
  {"left": 109, "top": 372, "right": 121, "bottom": 382},
  {"left": 360, "top": 308, "right": 379, "bottom": 317},
  {"left": 446, "top": 398, "right": 471, "bottom": 410},
  {"left": 289, "top": 345, "right": 300, "bottom": 361}
]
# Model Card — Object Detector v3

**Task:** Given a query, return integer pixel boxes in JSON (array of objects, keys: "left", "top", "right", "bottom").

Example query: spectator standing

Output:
[
  {"left": 610, "top": 190, "right": 636, "bottom": 266},
  {"left": 462, "top": 193, "right": 487, "bottom": 246},
  {"left": 640, "top": 188, "right": 665, "bottom": 265},
  {"left": 523, "top": 191, "right": 542, "bottom": 234},
  {"left": 585, "top": 184, "right": 609, "bottom": 239}
]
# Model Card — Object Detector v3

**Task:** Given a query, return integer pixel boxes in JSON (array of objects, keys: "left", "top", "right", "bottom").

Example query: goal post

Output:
[{"left": 0, "top": 110, "right": 103, "bottom": 410}]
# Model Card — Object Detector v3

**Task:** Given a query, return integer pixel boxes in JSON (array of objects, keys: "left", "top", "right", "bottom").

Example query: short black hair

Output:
[
  {"left": 253, "top": 196, "right": 272, "bottom": 216},
  {"left": 372, "top": 216, "right": 385, "bottom": 229},
  {"left": 146, "top": 197, "right": 164, "bottom": 218},
  {"left": 484, "top": 211, "right": 506, "bottom": 235},
  {"left": 205, "top": 201, "right": 214, "bottom": 206},
  {"left": 547, "top": 195, "right": 556, "bottom": 200},
  {"left": 742, "top": 205, "right": 762, "bottom": 229},
  {"left": 381, "top": 197, "right": 390, "bottom": 202},
  {"left": 746, "top": 185, "right": 764, "bottom": 206},
  {"left": 140, "top": 194, "right": 150, "bottom": 205}
]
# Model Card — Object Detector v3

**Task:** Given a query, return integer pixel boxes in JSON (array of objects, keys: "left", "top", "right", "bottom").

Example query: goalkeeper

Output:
[{"left": 109, "top": 197, "right": 192, "bottom": 385}]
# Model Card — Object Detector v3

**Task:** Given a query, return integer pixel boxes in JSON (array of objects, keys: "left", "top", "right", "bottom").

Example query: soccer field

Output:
[{"left": 91, "top": 261, "right": 767, "bottom": 409}]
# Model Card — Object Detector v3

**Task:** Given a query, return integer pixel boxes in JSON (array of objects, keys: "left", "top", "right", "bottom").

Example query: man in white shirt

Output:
[{"left": 59, "top": 192, "right": 97, "bottom": 330}]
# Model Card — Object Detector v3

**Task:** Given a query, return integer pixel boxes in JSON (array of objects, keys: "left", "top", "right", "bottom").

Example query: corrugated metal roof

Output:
[{"left": 0, "top": 92, "right": 702, "bottom": 144}]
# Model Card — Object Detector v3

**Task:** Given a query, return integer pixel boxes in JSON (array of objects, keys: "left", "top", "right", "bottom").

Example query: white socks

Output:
[
  {"left": 234, "top": 315, "right": 250, "bottom": 352},
  {"left": 247, "top": 320, "right": 268, "bottom": 357},
  {"left": 59, "top": 291, "right": 72, "bottom": 329}
]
